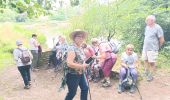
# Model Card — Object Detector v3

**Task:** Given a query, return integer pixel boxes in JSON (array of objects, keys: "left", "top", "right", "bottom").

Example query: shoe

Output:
[
  {"left": 102, "top": 81, "right": 111, "bottom": 87},
  {"left": 48, "top": 63, "right": 51, "bottom": 67},
  {"left": 147, "top": 74, "right": 153, "bottom": 82},
  {"left": 32, "top": 68, "right": 39, "bottom": 72},
  {"left": 93, "top": 78, "right": 100, "bottom": 83},
  {"left": 101, "top": 79, "right": 106, "bottom": 84},
  {"left": 118, "top": 84, "right": 122, "bottom": 93},
  {"left": 24, "top": 85, "right": 30, "bottom": 89},
  {"left": 28, "top": 81, "right": 31, "bottom": 86},
  {"left": 130, "top": 85, "right": 136, "bottom": 93},
  {"left": 88, "top": 77, "right": 93, "bottom": 81},
  {"left": 142, "top": 70, "right": 149, "bottom": 77}
]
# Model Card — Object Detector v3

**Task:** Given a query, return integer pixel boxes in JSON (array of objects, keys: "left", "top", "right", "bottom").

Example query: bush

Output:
[
  {"left": 0, "top": 8, "right": 17, "bottom": 22},
  {"left": 49, "top": 9, "right": 66, "bottom": 21},
  {"left": 16, "top": 0, "right": 28, "bottom": 13}
]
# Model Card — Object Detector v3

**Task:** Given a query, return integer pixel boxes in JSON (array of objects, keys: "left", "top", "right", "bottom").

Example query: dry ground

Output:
[{"left": 0, "top": 66, "right": 170, "bottom": 100}]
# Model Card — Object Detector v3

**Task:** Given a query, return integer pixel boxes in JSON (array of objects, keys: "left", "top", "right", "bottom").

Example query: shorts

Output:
[{"left": 142, "top": 51, "right": 158, "bottom": 62}]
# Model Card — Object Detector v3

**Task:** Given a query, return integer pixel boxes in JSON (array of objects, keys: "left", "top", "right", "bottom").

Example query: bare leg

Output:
[
  {"left": 149, "top": 62, "right": 156, "bottom": 74},
  {"left": 144, "top": 60, "right": 150, "bottom": 75}
]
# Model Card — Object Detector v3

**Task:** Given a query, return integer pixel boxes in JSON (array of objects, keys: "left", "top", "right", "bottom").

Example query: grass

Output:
[
  {"left": 0, "top": 22, "right": 46, "bottom": 72},
  {"left": 0, "top": 96, "right": 4, "bottom": 100}
]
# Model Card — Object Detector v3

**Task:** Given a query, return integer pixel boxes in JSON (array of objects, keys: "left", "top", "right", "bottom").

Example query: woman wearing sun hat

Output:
[{"left": 65, "top": 30, "right": 89, "bottom": 100}]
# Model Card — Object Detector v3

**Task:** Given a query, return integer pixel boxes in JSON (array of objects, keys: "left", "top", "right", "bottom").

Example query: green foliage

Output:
[
  {"left": 13, "top": 24, "right": 46, "bottom": 44},
  {"left": 1, "top": 0, "right": 50, "bottom": 19},
  {"left": 24, "top": 0, "right": 31, "bottom": 4},
  {"left": 0, "top": 40, "right": 15, "bottom": 70},
  {"left": 70, "top": 0, "right": 79, "bottom": 6},
  {"left": 157, "top": 44, "right": 170, "bottom": 68},
  {"left": 66, "top": 0, "right": 170, "bottom": 68},
  {"left": 27, "top": 2, "right": 47, "bottom": 18},
  {"left": 50, "top": 9, "right": 66, "bottom": 21},
  {"left": 0, "top": 23, "right": 46, "bottom": 69},
  {"left": 0, "top": 8, "right": 17, "bottom": 22},
  {"left": 70, "top": 0, "right": 170, "bottom": 52},
  {"left": 16, "top": 0, "right": 28, "bottom": 13}
]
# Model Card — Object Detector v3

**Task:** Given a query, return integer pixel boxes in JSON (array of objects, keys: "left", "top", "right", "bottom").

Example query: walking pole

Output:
[
  {"left": 85, "top": 57, "right": 95, "bottom": 100},
  {"left": 85, "top": 71, "right": 92, "bottom": 100},
  {"left": 129, "top": 67, "right": 142, "bottom": 100},
  {"left": 135, "top": 84, "right": 142, "bottom": 100}
]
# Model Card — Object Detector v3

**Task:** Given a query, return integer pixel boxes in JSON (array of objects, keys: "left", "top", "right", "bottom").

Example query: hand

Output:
[
  {"left": 82, "top": 63, "right": 89, "bottom": 69},
  {"left": 92, "top": 55, "right": 97, "bottom": 59}
]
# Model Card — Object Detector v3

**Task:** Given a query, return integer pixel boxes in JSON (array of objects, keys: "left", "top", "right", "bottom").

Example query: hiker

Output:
[
  {"left": 29, "top": 34, "right": 40, "bottom": 71},
  {"left": 37, "top": 44, "right": 42, "bottom": 67},
  {"left": 91, "top": 38, "right": 99, "bottom": 56},
  {"left": 48, "top": 42, "right": 60, "bottom": 68},
  {"left": 142, "top": 15, "right": 165, "bottom": 81},
  {"left": 94, "top": 41, "right": 117, "bottom": 87},
  {"left": 118, "top": 44, "right": 138, "bottom": 93},
  {"left": 90, "top": 38, "right": 102, "bottom": 82},
  {"left": 13, "top": 40, "right": 33, "bottom": 89},
  {"left": 55, "top": 35, "right": 68, "bottom": 70},
  {"left": 58, "top": 35, "right": 68, "bottom": 57},
  {"left": 65, "top": 30, "right": 89, "bottom": 100}
]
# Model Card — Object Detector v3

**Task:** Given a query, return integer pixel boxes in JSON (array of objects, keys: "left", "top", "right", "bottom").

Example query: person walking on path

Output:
[{"left": 13, "top": 40, "right": 33, "bottom": 89}]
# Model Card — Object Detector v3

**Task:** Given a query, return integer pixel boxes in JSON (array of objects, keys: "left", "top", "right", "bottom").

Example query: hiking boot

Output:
[
  {"left": 130, "top": 85, "right": 136, "bottom": 93},
  {"left": 24, "top": 85, "right": 30, "bottom": 89},
  {"left": 147, "top": 74, "right": 153, "bottom": 82}
]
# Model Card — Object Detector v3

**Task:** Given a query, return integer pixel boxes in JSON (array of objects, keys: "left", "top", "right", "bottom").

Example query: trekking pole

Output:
[
  {"left": 128, "top": 66, "right": 142, "bottom": 100},
  {"left": 85, "top": 71, "right": 92, "bottom": 100},
  {"left": 126, "top": 61, "right": 142, "bottom": 100},
  {"left": 135, "top": 84, "right": 142, "bottom": 100},
  {"left": 85, "top": 57, "right": 95, "bottom": 100}
]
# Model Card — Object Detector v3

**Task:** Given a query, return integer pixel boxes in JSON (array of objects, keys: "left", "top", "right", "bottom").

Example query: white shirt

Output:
[{"left": 29, "top": 38, "right": 39, "bottom": 50}]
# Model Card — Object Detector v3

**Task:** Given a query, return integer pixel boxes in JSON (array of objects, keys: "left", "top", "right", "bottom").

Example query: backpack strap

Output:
[
  {"left": 16, "top": 48, "right": 23, "bottom": 59},
  {"left": 17, "top": 48, "right": 23, "bottom": 52},
  {"left": 17, "top": 48, "right": 30, "bottom": 58}
]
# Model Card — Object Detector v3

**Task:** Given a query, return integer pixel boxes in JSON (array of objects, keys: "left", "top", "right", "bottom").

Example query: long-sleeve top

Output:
[{"left": 13, "top": 46, "right": 33, "bottom": 67}]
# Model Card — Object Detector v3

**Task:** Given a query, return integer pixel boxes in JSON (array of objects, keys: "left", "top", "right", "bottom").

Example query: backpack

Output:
[
  {"left": 108, "top": 41, "right": 119, "bottom": 54},
  {"left": 121, "top": 68, "right": 133, "bottom": 90},
  {"left": 17, "top": 48, "right": 31, "bottom": 64}
]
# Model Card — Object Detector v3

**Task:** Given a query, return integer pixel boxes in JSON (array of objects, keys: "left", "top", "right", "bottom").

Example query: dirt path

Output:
[{"left": 0, "top": 66, "right": 170, "bottom": 100}]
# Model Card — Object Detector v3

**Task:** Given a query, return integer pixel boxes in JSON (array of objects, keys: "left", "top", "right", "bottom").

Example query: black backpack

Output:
[
  {"left": 17, "top": 48, "right": 31, "bottom": 64},
  {"left": 121, "top": 67, "right": 133, "bottom": 90}
]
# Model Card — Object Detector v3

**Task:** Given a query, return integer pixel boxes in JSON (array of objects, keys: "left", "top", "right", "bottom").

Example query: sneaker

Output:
[
  {"left": 28, "top": 81, "right": 31, "bottom": 86},
  {"left": 93, "top": 78, "right": 100, "bottom": 83},
  {"left": 147, "top": 74, "right": 153, "bottom": 82},
  {"left": 130, "top": 85, "right": 136, "bottom": 93},
  {"left": 102, "top": 81, "right": 111, "bottom": 87},
  {"left": 118, "top": 84, "right": 122, "bottom": 93},
  {"left": 32, "top": 68, "right": 39, "bottom": 72},
  {"left": 48, "top": 63, "right": 51, "bottom": 67},
  {"left": 24, "top": 85, "right": 30, "bottom": 89},
  {"left": 143, "top": 70, "right": 149, "bottom": 76},
  {"left": 101, "top": 79, "right": 106, "bottom": 84}
]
